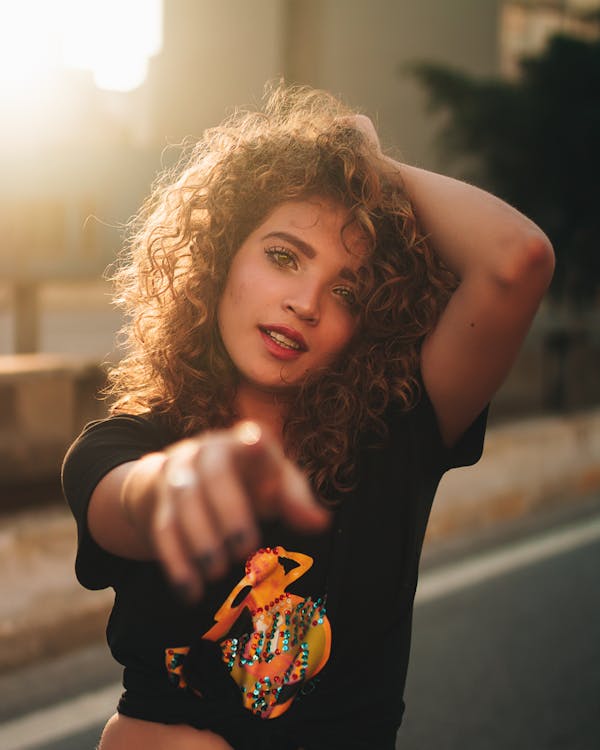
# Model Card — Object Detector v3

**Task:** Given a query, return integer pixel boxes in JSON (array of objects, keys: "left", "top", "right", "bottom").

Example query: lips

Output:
[{"left": 259, "top": 325, "right": 308, "bottom": 353}]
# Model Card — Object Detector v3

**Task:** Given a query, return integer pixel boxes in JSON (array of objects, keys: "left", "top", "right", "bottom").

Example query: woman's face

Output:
[{"left": 218, "top": 198, "right": 369, "bottom": 394}]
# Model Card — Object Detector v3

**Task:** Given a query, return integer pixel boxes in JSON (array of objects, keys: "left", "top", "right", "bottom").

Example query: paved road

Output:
[
  {"left": 399, "top": 504, "right": 600, "bottom": 749},
  {"left": 2, "top": 501, "right": 599, "bottom": 750}
]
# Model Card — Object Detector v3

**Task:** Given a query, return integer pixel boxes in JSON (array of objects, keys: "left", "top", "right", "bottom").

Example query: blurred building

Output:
[
  {"left": 0, "top": 0, "right": 600, "bottom": 488},
  {"left": 147, "top": 0, "right": 502, "bottom": 163},
  {"left": 500, "top": 0, "right": 600, "bottom": 76},
  {"left": 0, "top": 0, "right": 504, "bottom": 354},
  {"left": 0, "top": 0, "right": 598, "bottom": 411}
]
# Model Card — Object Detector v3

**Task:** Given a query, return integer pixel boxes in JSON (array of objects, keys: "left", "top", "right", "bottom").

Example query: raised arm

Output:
[
  {"left": 398, "top": 163, "right": 554, "bottom": 447},
  {"left": 351, "top": 115, "right": 555, "bottom": 447}
]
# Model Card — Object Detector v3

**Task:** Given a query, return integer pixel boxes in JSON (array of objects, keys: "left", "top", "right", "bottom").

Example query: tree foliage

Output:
[{"left": 410, "top": 34, "right": 600, "bottom": 307}]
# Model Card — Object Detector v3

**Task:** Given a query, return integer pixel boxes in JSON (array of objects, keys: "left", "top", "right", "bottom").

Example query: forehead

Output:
[{"left": 259, "top": 198, "right": 371, "bottom": 267}]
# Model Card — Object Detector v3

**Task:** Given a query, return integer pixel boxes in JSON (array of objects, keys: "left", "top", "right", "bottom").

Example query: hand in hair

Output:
[
  {"left": 347, "top": 113, "right": 382, "bottom": 155},
  {"left": 118, "top": 421, "right": 330, "bottom": 603}
]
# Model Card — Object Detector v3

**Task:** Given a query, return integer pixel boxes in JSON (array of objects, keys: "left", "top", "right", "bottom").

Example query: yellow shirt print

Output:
[{"left": 166, "top": 546, "right": 331, "bottom": 719}]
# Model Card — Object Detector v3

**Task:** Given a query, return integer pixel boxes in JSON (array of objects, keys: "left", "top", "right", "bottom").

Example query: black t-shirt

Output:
[{"left": 62, "top": 384, "right": 488, "bottom": 750}]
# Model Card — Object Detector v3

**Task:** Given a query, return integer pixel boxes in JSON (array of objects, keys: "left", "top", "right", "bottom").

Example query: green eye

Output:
[
  {"left": 334, "top": 286, "right": 357, "bottom": 307},
  {"left": 265, "top": 246, "right": 298, "bottom": 268}
]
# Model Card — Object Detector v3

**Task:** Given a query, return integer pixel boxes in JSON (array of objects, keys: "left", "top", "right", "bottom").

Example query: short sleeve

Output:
[
  {"left": 408, "top": 373, "right": 490, "bottom": 475},
  {"left": 388, "top": 380, "right": 489, "bottom": 479},
  {"left": 61, "top": 414, "right": 173, "bottom": 590}
]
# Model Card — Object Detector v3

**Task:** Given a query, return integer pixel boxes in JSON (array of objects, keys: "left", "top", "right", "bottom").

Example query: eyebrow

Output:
[{"left": 261, "top": 230, "right": 358, "bottom": 283}]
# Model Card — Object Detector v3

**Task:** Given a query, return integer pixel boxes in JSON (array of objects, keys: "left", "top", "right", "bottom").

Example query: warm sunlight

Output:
[
  {"left": 62, "top": 0, "right": 163, "bottom": 92},
  {"left": 0, "top": 0, "right": 163, "bottom": 97},
  {"left": 0, "top": 2, "right": 58, "bottom": 98}
]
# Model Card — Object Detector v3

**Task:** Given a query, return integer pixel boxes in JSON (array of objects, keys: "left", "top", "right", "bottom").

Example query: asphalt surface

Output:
[
  {"left": 2, "top": 497, "right": 599, "bottom": 750},
  {"left": 399, "top": 510, "right": 600, "bottom": 749}
]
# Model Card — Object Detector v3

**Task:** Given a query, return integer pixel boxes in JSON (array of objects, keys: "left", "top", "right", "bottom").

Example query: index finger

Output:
[{"left": 233, "top": 421, "right": 331, "bottom": 532}]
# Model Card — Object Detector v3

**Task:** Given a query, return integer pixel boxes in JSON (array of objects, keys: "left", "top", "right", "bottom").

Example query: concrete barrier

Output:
[
  {"left": 427, "top": 407, "right": 600, "bottom": 540},
  {"left": 0, "top": 355, "right": 107, "bottom": 487},
  {"left": 0, "top": 506, "right": 113, "bottom": 673}
]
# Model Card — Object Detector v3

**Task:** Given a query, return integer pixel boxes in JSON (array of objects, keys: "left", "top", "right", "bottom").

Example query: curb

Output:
[
  {"left": 0, "top": 507, "right": 112, "bottom": 674},
  {"left": 427, "top": 406, "right": 600, "bottom": 540},
  {"left": 1, "top": 407, "right": 599, "bottom": 674}
]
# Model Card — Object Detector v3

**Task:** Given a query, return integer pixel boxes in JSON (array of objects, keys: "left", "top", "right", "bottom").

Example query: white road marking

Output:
[
  {"left": 2, "top": 513, "right": 600, "bottom": 749},
  {"left": 0, "top": 682, "right": 121, "bottom": 750},
  {"left": 416, "top": 513, "right": 600, "bottom": 604}
]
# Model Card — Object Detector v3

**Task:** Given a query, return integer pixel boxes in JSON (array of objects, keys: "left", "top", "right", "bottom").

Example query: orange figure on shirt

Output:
[{"left": 202, "top": 546, "right": 331, "bottom": 718}]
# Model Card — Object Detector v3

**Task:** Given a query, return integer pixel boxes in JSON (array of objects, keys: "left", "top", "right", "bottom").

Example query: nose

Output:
[{"left": 283, "top": 283, "right": 320, "bottom": 324}]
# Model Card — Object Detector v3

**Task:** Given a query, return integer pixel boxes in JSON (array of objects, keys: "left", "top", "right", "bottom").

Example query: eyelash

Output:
[
  {"left": 333, "top": 286, "right": 357, "bottom": 308},
  {"left": 264, "top": 245, "right": 358, "bottom": 309},
  {"left": 264, "top": 246, "right": 298, "bottom": 269}
]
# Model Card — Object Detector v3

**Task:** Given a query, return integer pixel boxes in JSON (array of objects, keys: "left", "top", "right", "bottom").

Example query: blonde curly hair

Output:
[{"left": 106, "top": 82, "right": 457, "bottom": 500}]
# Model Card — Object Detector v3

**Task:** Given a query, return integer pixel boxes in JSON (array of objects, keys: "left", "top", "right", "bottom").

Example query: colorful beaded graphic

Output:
[{"left": 166, "top": 546, "right": 331, "bottom": 719}]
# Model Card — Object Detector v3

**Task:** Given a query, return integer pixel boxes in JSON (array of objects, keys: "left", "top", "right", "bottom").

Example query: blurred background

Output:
[
  {"left": 1, "top": 0, "right": 600, "bottom": 487},
  {"left": 0, "top": 1, "right": 599, "bottom": 749}
]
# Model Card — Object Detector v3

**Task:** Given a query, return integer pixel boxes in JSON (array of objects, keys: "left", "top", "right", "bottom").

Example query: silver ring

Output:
[{"left": 165, "top": 465, "right": 198, "bottom": 490}]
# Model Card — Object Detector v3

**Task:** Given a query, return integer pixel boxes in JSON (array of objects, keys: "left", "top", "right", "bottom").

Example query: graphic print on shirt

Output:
[
  {"left": 165, "top": 547, "right": 331, "bottom": 719},
  {"left": 165, "top": 546, "right": 331, "bottom": 718}
]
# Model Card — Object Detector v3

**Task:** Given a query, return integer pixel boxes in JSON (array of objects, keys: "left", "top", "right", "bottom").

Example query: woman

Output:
[{"left": 62, "top": 84, "right": 554, "bottom": 750}]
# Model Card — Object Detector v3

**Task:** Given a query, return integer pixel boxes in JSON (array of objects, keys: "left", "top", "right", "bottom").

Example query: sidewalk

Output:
[{"left": 1, "top": 407, "right": 599, "bottom": 675}]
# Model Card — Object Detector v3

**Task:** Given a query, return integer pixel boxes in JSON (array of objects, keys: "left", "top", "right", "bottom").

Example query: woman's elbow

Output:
[{"left": 497, "top": 232, "right": 555, "bottom": 292}]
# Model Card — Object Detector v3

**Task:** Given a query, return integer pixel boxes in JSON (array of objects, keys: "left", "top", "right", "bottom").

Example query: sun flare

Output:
[{"left": 0, "top": 0, "right": 162, "bottom": 97}]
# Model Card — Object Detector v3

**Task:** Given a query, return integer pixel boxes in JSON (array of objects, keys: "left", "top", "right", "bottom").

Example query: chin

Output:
[
  {"left": 256, "top": 377, "right": 301, "bottom": 393},
  {"left": 242, "top": 367, "right": 305, "bottom": 393}
]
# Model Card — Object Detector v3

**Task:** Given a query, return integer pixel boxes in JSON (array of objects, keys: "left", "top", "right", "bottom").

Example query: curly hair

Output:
[{"left": 106, "top": 82, "right": 458, "bottom": 501}]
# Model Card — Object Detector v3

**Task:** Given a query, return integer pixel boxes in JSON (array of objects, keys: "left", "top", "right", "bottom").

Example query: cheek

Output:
[
  {"left": 220, "top": 268, "right": 253, "bottom": 317},
  {"left": 335, "top": 304, "right": 360, "bottom": 340},
  {"left": 320, "top": 310, "right": 358, "bottom": 356},
  {"left": 218, "top": 282, "right": 239, "bottom": 336},
  {"left": 229, "top": 280, "right": 249, "bottom": 306},
  {"left": 225, "top": 261, "right": 270, "bottom": 308}
]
